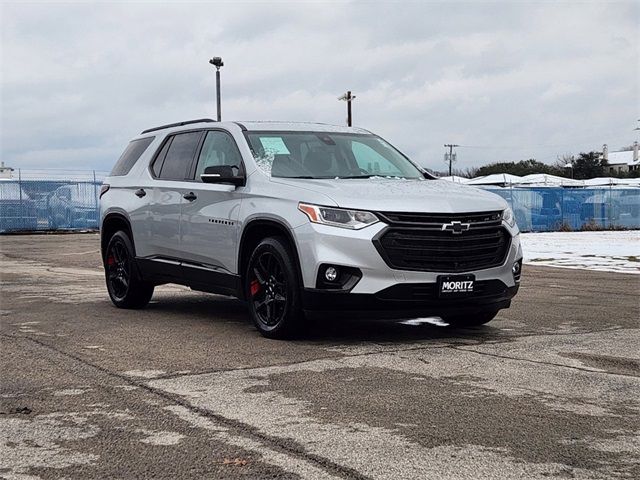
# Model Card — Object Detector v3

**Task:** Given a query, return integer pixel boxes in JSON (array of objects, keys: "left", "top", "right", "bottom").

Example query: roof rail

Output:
[{"left": 140, "top": 118, "right": 215, "bottom": 134}]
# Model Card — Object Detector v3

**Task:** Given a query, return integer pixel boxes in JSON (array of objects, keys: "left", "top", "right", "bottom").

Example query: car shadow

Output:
[{"left": 144, "top": 293, "right": 507, "bottom": 345}]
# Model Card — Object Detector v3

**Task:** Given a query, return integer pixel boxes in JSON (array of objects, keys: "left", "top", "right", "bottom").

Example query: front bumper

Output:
[
  {"left": 303, "top": 282, "right": 519, "bottom": 318},
  {"left": 293, "top": 220, "right": 522, "bottom": 315}
]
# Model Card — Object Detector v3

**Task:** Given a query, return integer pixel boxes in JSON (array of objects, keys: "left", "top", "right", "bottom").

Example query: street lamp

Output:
[{"left": 209, "top": 56, "right": 224, "bottom": 121}]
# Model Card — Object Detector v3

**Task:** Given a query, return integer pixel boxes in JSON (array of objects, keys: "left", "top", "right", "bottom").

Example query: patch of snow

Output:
[
  {"left": 520, "top": 231, "right": 639, "bottom": 274},
  {"left": 400, "top": 317, "right": 449, "bottom": 327},
  {"left": 253, "top": 154, "right": 273, "bottom": 175}
]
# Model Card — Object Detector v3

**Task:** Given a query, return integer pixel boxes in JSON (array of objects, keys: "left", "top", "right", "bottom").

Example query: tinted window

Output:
[
  {"left": 194, "top": 131, "right": 243, "bottom": 180},
  {"left": 151, "top": 137, "right": 173, "bottom": 177},
  {"left": 159, "top": 132, "right": 202, "bottom": 180},
  {"left": 111, "top": 137, "right": 155, "bottom": 176}
]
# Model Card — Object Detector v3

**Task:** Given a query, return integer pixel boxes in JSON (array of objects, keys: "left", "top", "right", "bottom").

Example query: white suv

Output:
[{"left": 100, "top": 119, "right": 522, "bottom": 338}]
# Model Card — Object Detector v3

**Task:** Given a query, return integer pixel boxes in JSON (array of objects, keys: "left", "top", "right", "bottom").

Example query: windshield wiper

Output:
[{"left": 338, "top": 175, "right": 373, "bottom": 179}]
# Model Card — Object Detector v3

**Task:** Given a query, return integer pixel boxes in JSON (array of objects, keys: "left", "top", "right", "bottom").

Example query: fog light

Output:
[
  {"left": 512, "top": 260, "right": 522, "bottom": 282},
  {"left": 512, "top": 262, "right": 520, "bottom": 275},
  {"left": 324, "top": 266, "right": 338, "bottom": 282}
]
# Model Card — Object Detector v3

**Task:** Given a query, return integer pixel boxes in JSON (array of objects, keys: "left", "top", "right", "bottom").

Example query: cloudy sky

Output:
[{"left": 1, "top": 0, "right": 638, "bottom": 174}]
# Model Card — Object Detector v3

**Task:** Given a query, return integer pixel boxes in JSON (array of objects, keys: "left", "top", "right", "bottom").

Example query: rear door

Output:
[
  {"left": 179, "top": 129, "right": 245, "bottom": 274},
  {"left": 144, "top": 130, "right": 203, "bottom": 260}
]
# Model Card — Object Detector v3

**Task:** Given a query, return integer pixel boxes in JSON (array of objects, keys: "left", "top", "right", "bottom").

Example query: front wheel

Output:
[
  {"left": 105, "top": 231, "right": 154, "bottom": 309},
  {"left": 445, "top": 310, "right": 498, "bottom": 327},
  {"left": 245, "top": 237, "right": 303, "bottom": 339}
]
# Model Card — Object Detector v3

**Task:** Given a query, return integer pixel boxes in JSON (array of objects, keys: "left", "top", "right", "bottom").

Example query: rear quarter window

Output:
[{"left": 110, "top": 137, "right": 155, "bottom": 176}]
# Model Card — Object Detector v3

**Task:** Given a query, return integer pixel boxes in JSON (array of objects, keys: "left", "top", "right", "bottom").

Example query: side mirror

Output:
[{"left": 201, "top": 165, "right": 245, "bottom": 187}]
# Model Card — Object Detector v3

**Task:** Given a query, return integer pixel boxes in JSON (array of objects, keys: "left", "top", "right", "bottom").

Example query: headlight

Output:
[
  {"left": 298, "top": 203, "right": 379, "bottom": 230},
  {"left": 502, "top": 207, "right": 516, "bottom": 227}
]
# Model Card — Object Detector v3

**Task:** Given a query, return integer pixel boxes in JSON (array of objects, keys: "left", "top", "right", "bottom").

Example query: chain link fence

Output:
[
  {"left": 0, "top": 170, "right": 106, "bottom": 233},
  {"left": 0, "top": 170, "right": 639, "bottom": 233},
  {"left": 484, "top": 186, "right": 640, "bottom": 232}
]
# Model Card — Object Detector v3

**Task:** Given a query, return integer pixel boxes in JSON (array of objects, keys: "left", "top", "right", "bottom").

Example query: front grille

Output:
[{"left": 374, "top": 210, "right": 511, "bottom": 272}]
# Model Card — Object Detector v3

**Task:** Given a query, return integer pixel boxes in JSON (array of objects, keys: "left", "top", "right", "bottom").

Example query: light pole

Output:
[
  {"left": 338, "top": 91, "right": 356, "bottom": 126},
  {"left": 209, "top": 56, "right": 224, "bottom": 121}
]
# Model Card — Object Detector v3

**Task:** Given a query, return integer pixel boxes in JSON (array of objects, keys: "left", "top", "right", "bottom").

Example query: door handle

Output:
[
  {"left": 183, "top": 192, "right": 197, "bottom": 202},
  {"left": 134, "top": 188, "right": 146, "bottom": 198}
]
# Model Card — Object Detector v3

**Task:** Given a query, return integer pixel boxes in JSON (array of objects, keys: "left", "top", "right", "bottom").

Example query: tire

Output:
[
  {"left": 104, "top": 231, "right": 154, "bottom": 309},
  {"left": 245, "top": 236, "right": 303, "bottom": 339},
  {"left": 445, "top": 310, "right": 498, "bottom": 328}
]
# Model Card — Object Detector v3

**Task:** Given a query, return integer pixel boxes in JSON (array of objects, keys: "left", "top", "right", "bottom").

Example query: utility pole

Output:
[
  {"left": 444, "top": 144, "right": 459, "bottom": 176},
  {"left": 209, "top": 56, "right": 224, "bottom": 121},
  {"left": 338, "top": 91, "right": 356, "bottom": 126}
]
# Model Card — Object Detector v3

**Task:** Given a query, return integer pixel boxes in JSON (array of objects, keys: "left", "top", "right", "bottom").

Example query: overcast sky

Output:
[{"left": 1, "top": 0, "right": 638, "bottom": 173}]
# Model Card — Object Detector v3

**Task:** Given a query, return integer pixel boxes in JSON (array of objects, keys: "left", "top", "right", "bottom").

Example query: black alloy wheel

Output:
[
  {"left": 246, "top": 237, "right": 303, "bottom": 338},
  {"left": 106, "top": 237, "right": 130, "bottom": 301},
  {"left": 104, "top": 231, "right": 154, "bottom": 309},
  {"left": 251, "top": 251, "right": 288, "bottom": 327}
]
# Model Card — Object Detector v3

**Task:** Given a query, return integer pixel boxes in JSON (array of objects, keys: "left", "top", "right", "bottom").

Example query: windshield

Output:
[{"left": 245, "top": 131, "right": 425, "bottom": 179}]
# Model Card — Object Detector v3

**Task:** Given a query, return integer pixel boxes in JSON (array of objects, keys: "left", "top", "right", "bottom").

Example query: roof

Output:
[
  {"left": 466, "top": 173, "right": 522, "bottom": 185},
  {"left": 236, "top": 121, "right": 371, "bottom": 134},
  {"left": 133, "top": 120, "right": 372, "bottom": 139},
  {"left": 607, "top": 150, "right": 635, "bottom": 165},
  {"left": 583, "top": 177, "right": 640, "bottom": 187},
  {"left": 517, "top": 173, "right": 584, "bottom": 187},
  {"left": 439, "top": 175, "right": 469, "bottom": 183}
]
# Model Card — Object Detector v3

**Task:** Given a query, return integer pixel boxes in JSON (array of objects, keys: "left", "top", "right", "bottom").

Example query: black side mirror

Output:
[{"left": 201, "top": 165, "right": 245, "bottom": 187}]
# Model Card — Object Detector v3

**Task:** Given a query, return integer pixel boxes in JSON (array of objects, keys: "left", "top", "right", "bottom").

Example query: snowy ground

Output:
[{"left": 520, "top": 230, "right": 639, "bottom": 274}]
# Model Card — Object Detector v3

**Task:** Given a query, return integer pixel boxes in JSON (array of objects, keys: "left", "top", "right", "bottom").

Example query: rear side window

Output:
[
  {"left": 111, "top": 137, "right": 155, "bottom": 176},
  {"left": 158, "top": 131, "right": 202, "bottom": 180}
]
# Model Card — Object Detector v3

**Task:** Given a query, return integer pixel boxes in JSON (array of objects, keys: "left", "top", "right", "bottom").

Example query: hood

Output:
[{"left": 270, "top": 177, "right": 508, "bottom": 213}]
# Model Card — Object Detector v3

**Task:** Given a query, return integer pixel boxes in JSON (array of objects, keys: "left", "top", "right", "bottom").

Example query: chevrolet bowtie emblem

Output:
[{"left": 441, "top": 221, "right": 470, "bottom": 234}]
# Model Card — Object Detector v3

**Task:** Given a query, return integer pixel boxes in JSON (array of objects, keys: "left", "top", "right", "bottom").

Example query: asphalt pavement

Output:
[{"left": 1, "top": 233, "right": 638, "bottom": 479}]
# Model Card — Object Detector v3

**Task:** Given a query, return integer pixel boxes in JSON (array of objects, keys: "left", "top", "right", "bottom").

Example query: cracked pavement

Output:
[{"left": 1, "top": 233, "right": 639, "bottom": 479}]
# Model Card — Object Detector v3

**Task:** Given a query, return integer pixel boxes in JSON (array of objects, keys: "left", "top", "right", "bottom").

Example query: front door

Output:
[{"left": 179, "top": 130, "right": 245, "bottom": 275}]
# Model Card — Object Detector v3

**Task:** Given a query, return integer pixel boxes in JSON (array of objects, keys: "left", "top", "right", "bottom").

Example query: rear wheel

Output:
[
  {"left": 446, "top": 310, "right": 498, "bottom": 327},
  {"left": 245, "top": 237, "right": 303, "bottom": 339},
  {"left": 105, "top": 231, "right": 154, "bottom": 309}
]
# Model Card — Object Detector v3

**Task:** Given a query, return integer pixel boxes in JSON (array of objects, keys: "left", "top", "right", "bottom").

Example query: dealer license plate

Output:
[{"left": 438, "top": 275, "right": 475, "bottom": 297}]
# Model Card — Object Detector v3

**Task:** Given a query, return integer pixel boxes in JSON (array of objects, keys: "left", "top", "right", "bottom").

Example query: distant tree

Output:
[
  {"left": 474, "top": 159, "right": 565, "bottom": 177},
  {"left": 461, "top": 167, "right": 479, "bottom": 178},
  {"left": 570, "top": 151, "right": 608, "bottom": 179}
]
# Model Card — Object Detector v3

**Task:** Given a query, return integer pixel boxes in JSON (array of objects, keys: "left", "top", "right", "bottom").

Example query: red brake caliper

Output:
[
  {"left": 250, "top": 280, "right": 261, "bottom": 296},
  {"left": 106, "top": 256, "right": 116, "bottom": 266}
]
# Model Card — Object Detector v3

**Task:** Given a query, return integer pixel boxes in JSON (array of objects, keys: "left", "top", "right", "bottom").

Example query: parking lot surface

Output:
[{"left": 1, "top": 233, "right": 639, "bottom": 479}]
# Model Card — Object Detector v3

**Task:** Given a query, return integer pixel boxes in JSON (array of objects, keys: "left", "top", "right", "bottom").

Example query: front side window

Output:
[
  {"left": 194, "top": 131, "right": 243, "bottom": 180},
  {"left": 245, "top": 131, "right": 424, "bottom": 179},
  {"left": 158, "top": 131, "right": 202, "bottom": 180}
]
